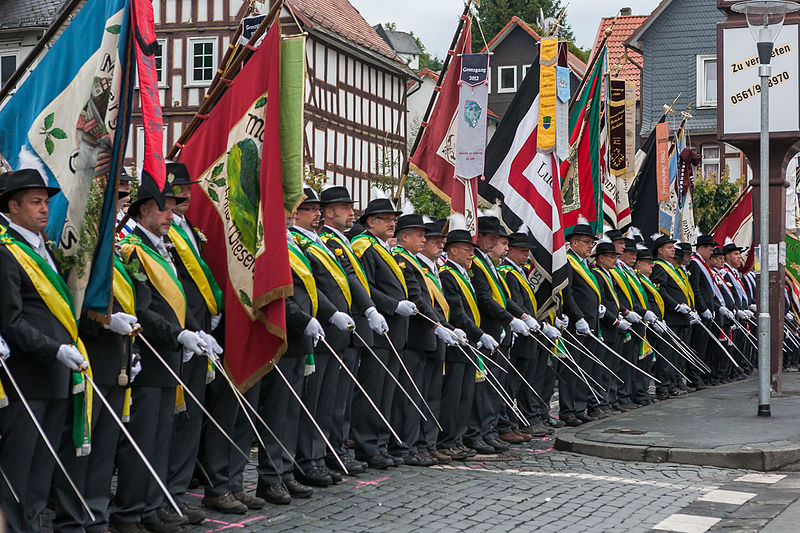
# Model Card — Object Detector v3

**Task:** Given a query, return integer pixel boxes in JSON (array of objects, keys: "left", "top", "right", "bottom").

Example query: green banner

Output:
[
  {"left": 280, "top": 35, "right": 305, "bottom": 213},
  {"left": 786, "top": 233, "right": 800, "bottom": 282}
]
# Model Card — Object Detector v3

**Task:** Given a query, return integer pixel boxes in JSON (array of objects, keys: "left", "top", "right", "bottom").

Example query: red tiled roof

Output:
[
  {"left": 407, "top": 67, "right": 439, "bottom": 91},
  {"left": 286, "top": 0, "right": 403, "bottom": 62},
  {"left": 588, "top": 15, "right": 648, "bottom": 99}
]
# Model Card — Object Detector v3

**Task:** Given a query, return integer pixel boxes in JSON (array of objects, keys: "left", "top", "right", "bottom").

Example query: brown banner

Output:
[
  {"left": 608, "top": 79, "right": 626, "bottom": 177},
  {"left": 655, "top": 122, "right": 670, "bottom": 202}
]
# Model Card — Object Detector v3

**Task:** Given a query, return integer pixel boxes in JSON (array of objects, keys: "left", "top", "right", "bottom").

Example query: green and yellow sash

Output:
[
  {"left": 654, "top": 259, "right": 692, "bottom": 306},
  {"left": 0, "top": 232, "right": 93, "bottom": 456},
  {"left": 320, "top": 231, "right": 371, "bottom": 297},
  {"left": 168, "top": 223, "right": 223, "bottom": 316},
  {"left": 677, "top": 267, "right": 696, "bottom": 307},
  {"left": 394, "top": 247, "right": 451, "bottom": 320},
  {"left": 288, "top": 239, "right": 318, "bottom": 317},
  {"left": 624, "top": 267, "right": 649, "bottom": 309},
  {"left": 471, "top": 254, "right": 509, "bottom": 308},
  {"left": 292, "top": 230, "right": 352, "bottom": 308},
  {"left": 113, "top": 256, "right": 136, "bottom": 420},
  {"left": 120, "top": 234, "right": 186, "bottom": 328},
  {"left": 639, "top": 275, "right": 665, "bottom": 316},
  {"left": 610, "top": 267, "right": 633, "bottom": 307},
  {"left": 593, "top": 268, "right": 620, "bottom": 309},
  {"left": 351, "top": 234, "right": 408, "bottom": 297},
  {"left": 498, "top": 264, "right": 538, "bottom": 315},
  {"left": 440, "top": 265, "right": 480, "bottom": 327},
  {"left": 566, "top": 251, "right": 602, "bottom": 301}
]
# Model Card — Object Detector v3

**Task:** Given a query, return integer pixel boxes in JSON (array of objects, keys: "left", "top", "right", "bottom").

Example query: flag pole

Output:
[
  {"left": 167, "top": 0, "right": 284, "bottom": 159},
  {"left": 569, "top": 13, "right": 618, "bottom": 114},
  {"left": 392, "top": 0, "right": 473, "bottom": 203}
]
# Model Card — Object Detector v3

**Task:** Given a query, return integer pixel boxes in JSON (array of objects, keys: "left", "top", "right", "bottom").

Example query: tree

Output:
[
  {"left": 381, "top": 22, "right": 444, "bottom": 72},
  {"left": 471, "top": 0, "right": 577, "bottom": 51},
  {"left": 692, "top": 168, "right": 743, "bottom": 233}
]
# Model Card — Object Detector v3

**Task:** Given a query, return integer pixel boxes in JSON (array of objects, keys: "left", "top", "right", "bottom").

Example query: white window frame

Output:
[
  {"left": 0, "top": 48, "right": 20, "bottom": 88},
  {"left": 522, "top": 64, "right": 532, "bottom": 80},
  {"left": 696, "top": 54, "right": 717, "bottom": 108},
  {"left": 702, "top": 144, "right": 721, "bottom": 183},
  {"left": 135, "top": 39, "right": 168, "bottom": 89},
  {"left": 497, "top": 65, "right": 517, "bottom": 93},
  {"left": 186, "top": 37, "right": 218, "bottom": 87}
]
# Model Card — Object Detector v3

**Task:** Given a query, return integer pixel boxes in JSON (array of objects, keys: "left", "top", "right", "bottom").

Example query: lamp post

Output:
[{"left": 732, "top": 1, "right": 799, "bottom": 417}]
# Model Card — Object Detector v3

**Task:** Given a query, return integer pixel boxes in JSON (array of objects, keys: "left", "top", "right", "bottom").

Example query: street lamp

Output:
[{"left": 732, "top": 0, "right": 799, "bottom": 417}]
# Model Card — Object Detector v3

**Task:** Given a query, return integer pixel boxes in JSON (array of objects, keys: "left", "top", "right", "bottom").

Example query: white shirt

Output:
[
  {"left": 9, "top": 221, "right": 57, "bottom": 271},
  {"left": 292, "top": 225, "right": 324, "bottom": 247},
  {"left": 323, "top": 225, "right": 354, "bottom": 251},
  {"left": 138, "top": 224, "right": 177, "bottom": 276},
  {"left": 417, "top": 253, "right": 439, "bottom": 280},
  {"left": 173, "top": 214, "right": 199, "bottom": 252},
  {"left": 475, "top": 248, "right": 501, "bottom": 279},
  {"left": 373, "top": 234, "right": 391, "bottom": 252},
  {"left": 446, "top": 259, "right": 474, "bottom": 289}
]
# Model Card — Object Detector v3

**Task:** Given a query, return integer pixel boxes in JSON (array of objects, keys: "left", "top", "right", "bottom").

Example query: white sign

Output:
[{"left": 722, "top": 24, "right": 799, "bottom": 135}]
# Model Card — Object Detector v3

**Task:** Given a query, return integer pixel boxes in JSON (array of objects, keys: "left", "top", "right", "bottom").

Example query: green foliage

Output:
[
  {"left": 406, "top": 171, "right": 450, "bottom": 219},
  {"left": 381, "top": 22, "right": 443, "bottom": 72},
  {"left": 471, "top": 0, "right": 576, "bottom": 51},
  {"left": 227, "top": 139, "right": 260, "bottom": 253},
  {"left": 693, "top": 169, "right": 742, "bottom": 233}
]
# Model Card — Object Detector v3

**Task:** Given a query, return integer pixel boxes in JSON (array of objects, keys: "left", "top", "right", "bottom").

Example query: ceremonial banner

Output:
[
  {"left": 629, "top": 114, "right": 667, "bottom": 237},
  {"left": 625, "top": 82, "right": 636, "bottom": 181},
  {"left": 280, "top": 34, "right": 305, "bottom": 213},
  {"left": 786, "top": 233, "right": 800, "bottom": 286},
  {"left": 555, "top": 66, "right": 571, "bottom": 160},
  {"left": 655, "top": 122, "right": 670, "bottom": 202},
  {"left": 480, "top": 54, "right": 568, "bottom": 318},
  {"left": 661, "top": 123, "right": 686, "bottom": 237},
  {"left": 537, "top": 37, "right": 558, "bottom": 153},
  {"left": 608, "top": 79, "right": 626, "bottom": 178},
  {"left": 0, "top": 0, "right": 134, "bottom": 316},
  {"left": 454, "top": 53, "right": 489, "bottom": 179},
  {"left": 600, "top": 102, "right": 618, "bottom": 227},
  {"left": 560, "top": 48, "right": 606, "bottom": 233},
  {"left": 712, "top": 186, "right": 754, "bottom": 271},
  {"left": 181, "top": 24, "right": 290, "bottom": 390}
]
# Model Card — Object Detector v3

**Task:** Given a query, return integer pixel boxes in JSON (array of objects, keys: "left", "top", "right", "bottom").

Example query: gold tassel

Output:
[{"left": 174, "top": 385, "right": 186, "bottom": 414}]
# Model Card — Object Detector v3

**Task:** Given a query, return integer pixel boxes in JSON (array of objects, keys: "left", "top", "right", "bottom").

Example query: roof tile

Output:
[{"left": 588, "top": 15, "right": 648, "bottom": 99}]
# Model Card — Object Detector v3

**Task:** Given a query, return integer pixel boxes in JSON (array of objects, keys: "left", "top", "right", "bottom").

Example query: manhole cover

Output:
[{"left": 602, "top": 428, "right": 647, "bottom": 435}]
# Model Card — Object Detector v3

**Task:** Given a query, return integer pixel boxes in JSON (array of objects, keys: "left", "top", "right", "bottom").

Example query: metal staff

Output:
[
  {"left": 492, "top": 342, "right": 546, "bottom": 404},
  {"left": 693, "top": 318, "right": 740, "bottom": 368},
  {"left": 137, "top": 334, "right": 249, "bottom": 460},
  {"left": 0, "top": 357, "right": 95, "bottom": 521},
  {"left": 382, "top": 331, "right": 443, "bottom": 433},
  {"left": 532, "top": 333, "right": 605, "bottom": 395},
  {"left": 658, "top": 325, "right": 710, "bottom": 372},
  {"left": 457, "top": 344, "right": 529, "bottom": 425},
  {"left": 562, "top": 330, "right": 624, "bottom": 383},
  {"left": 627, "top": 328, "right": 690, "bottom": 382},
  {"left": 318, "top": 336, "right": 403, "bottom": 444},
  {"left": 82, "top": 372, "right": 182, "bottom": 518},
  {"left": 352, "top": 330, "right": 430, "bottom": 423},
  {"left": 586, "top": 331, "right": 660, "bottom": 382},
  {"left": 0, "top": 464, "right": 18, "bottom": 504},
  {"left": 729, "top": 317, "right": 760, "bottom": 351},
  {"left": 202, "top": 350, "right": 309, "bottom": 475}
]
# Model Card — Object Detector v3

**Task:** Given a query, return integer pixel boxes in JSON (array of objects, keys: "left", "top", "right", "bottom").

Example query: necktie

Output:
[{"left": 36, "top": 238, "right": 57, "bottom": 271}]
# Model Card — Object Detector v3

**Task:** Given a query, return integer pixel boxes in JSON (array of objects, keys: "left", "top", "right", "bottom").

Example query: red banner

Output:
[
  {"left": 181, "top": 24, "right": 289, "bottom": 390},
  {"left": 655, "top": 122, "right": 670, "bottom": 203},
  {"left": 132, "top": 0, "right": 166, "bottom": 190}
]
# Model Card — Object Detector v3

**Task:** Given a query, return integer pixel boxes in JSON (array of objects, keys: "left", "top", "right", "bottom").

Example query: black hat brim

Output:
[
  {"left": 128, "top": 195, "right": 187, "bottom": 217},
  {"left": 321, "top": 196, "right": 355, "bottom": 206},
  {"left": 358, "top": 209, "right": 402, "bottom": 225},
  {"left": 0, "top": 184, "right": 61, "bottom": 211}
]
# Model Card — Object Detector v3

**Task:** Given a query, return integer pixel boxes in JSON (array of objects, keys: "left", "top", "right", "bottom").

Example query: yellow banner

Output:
[{"left": 537, "top": 37, "right": 558, "bottom": 153}]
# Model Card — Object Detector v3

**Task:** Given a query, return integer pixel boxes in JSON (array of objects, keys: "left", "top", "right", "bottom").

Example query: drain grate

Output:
[{"left": 602, "top": 428, "right": 647, "bottom": 435}]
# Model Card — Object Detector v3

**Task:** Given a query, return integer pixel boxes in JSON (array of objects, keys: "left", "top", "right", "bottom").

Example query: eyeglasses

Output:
[
  {"left": 374, "top": 215, "right": 396, "bottom": 223},
  {"left": 573, "top": 238, "right": 595, "bottom": 245},
  {"left": 297, "top": 205, "right": 321, "bottom": 213}
]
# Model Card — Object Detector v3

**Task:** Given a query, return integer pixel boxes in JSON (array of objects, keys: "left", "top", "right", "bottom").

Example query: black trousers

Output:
[
  {"left": 0, "top": 398, "right": 67, "bottom": 533},
  {"left": 631, "top": 340, "right": 656, "bottom": 404},
  {"left": 327, "top": 347, "right": 359, "bottom": 461},
  {"left": 437, "top": 359, "right": 476, "bottom": 449},
  {"left": 352, "top": 346, "right": 396, "bottom": 458},
  {"left": 465, "top": 347, "right": 504, "bottom": 442},
  {"left": 54, "top": 385, "right": 125, "bottom": 533},
  {"left": 199, "top": 366, "right": 239, "bottom": 498},
  {"left": 112, "top": 386, "right": 176, "bottom": 523},
  {"left": 257, "top": 355, "right": 303, "bottom": 485},
  {"left": 168, "top": 355, "right": 208, "bottom": 501},
  {"left": 558, "top": 332, "right": 593, "bottom": 417},
  {"left": 416, "top": 355, "right": 443, "bottom": 452},
  {"left": 296, "top": 348, "right": 334, "bottom": 469},
  {"left": 688, "top": 321, "right": 711, "bottom": 385},
  {"left": 389, "top": 348, "right": 425, "bottom": 455},
  {"left": 229, "top": 383, "right": 260, "bottom": 493}
]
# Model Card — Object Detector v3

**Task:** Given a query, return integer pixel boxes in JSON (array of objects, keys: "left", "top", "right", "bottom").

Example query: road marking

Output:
[
  {"left": 734, "top": 473, "right": 786, "bottom": 484},
  {"left": 697, "top": 489, "right": 756, "bottom": 505},
  {"left": 652, "top": 513, "right": 720, "bottom": 533}
]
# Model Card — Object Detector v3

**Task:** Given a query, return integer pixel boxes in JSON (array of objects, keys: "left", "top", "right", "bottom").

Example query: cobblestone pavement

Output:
[{"left": 175, "top": 436, "right": 752, "bottom": 533}]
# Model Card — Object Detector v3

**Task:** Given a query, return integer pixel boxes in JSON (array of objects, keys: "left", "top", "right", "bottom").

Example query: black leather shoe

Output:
[
  {"left": 256, "top": 482, "right": 291, "bottom": 505},
  {"left": 459, "top": 445, "right": 477, "bottom": 457},
  {"left": 544, "top": 416, "right": 566, "bottom": 428},
  {"left": 284, "top": 479, "right": 313, "bottom": 498},
  {"left": 464, "top": 438, "right": 495, "bottom": 455},
  {"left": 382, "top": 451, "right": 403, "bottom": 466},
  {"left": 576, "top": 412, "right": 597, "bottom": 423},
  {"left": 142, "top": 519, "right": 181, "bottom": 533},
  {"left": 416, "top": 451, "right": 437, "bottom": 466},
  {"left": 109, "top": 517, "right": 147, "bottom": 533},
  {"left": 484, "top": 436, "right": 510, "bottom": 453},
  {"left": 398, "top": 452, "right": 421, "bottom": 466},
  {"left": 326, "top": 467, "right": 343, "bottom": 484},
  {"left": 562, "top": 415, "right": 583, "bottom": 427},
  {"left": 587, "top": 408, "right": 609, "bottom": 419},
  {"left": 356, "top": 454, "right": 393, "bottom": 469},
  {"left": 156, "top": 506, "right": 188, "bottom": 526},
  {"left": 295, "top": 465, "right": 332, "bottom": 487},
  {"left": 326, "top": 455, "right": 365, "bottom": 475}
]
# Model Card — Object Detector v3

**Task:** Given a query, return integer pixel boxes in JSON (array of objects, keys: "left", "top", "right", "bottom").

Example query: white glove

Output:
[
  {"left": 129, "top": 354, "right": 141, "bottom": 382},
  {"left": 542, "top": 323, "right": 561, "bottom": 340},
  {"left": 104, "top": 312, "right": 138, "bottom": 336},
  {"left": 395, "top": 300, "right": 418, "bottom": 317},
  {"left": 434, "top": 325, "right": 458, "bottom": 346},
  {"left": 509, "top": 317, "right": 530, "bottom": 336},
  {"left": 745, "top": 310, "right": 755, "bottom": 319},
  {"left": 478, "top": 333, "right": 499, "bottom": 351},
  {"left": 523, "top": 315, "right": 541, "bottom": 333},
  {"left": 701, "top": 309, "right": 713, "bottom": 320},
  {"left": 329, "top": 311, "right": 355, "bottom": 332},
  {"left": 749, "top": 304, "right": 757, "bottom": 313},
  {"left": 787, "top": 312, "right": 795, "bottom": 322},
  {"left": 556, "top": 314, "right": 569, "bottom": 330},
  {"left": 719, "top": 306, "right": 733, "bottom": 320},
  {"left": 177, "top": 330, "right": 207, "bottom": 357},
  {"left": 598, "top": 304, "right": 607, "bottom": 318},
  {"left": 199, "top": 331, "right": 223, "bottom": 355},
  {"left": 0, "top": 335, "right": 9, "bottom": 361},
  {"left": 453, "top": 328, "right": 468, "bottom": 345},
  {"left": 365, "top": 306, "right": 389, "bottom": 335},
  {"left": 617, "top": 318, "right": 632, "bottom": 332},
  {"left": 643, "top": 310, "right": 657, "bottom": 323},
  {"left": 303, "top": 317, "right": 325, "bottom": 346},
  {"left": 210, "top": 314, "right": 222, "bottom": 331},
  {"left": 689, "top": 312, "right": 700, "bottom": 325},
  {"left": 675, "top": 303, "right": 691, "bottom": 315},
  {"left": 626, "top": 311, "right": 642, "bottom": 324},
  {"left": 651, "top": 321, "right": 666, "bottom": 334},
  {"left": 57, "top": 344, "right": 87, "bottom": 371},
  {"left": 736, "top": 309, "right": 748, "bottom": 320},
  {"left": 575, "top": 318, "right": 591, "bottom": 335}
]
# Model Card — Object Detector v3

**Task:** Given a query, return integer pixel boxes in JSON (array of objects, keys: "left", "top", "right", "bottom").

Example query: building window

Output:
[
  {"left": 498, "top": 65, "right": 517, "bottom": 93},
  {"left": 188, "top": 38, "right": 217, "bottom": 86},
  {"left": 154, "top": 39, "right": 166, "bottom": 84},
  {"left": 702, "top": 144, "right": 720, "bottom": 182},
  {"left": 0, "top": 50, "right": 18, "bottom": 87},
  {"left": 696, "top": 55, "right": 717, "bottom": 108}
]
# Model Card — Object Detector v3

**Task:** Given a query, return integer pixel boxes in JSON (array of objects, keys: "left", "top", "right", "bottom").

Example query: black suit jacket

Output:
[
  {"left": 0, "top": 227, "right": 71, "bottom": 400},
  {"left": 687, "top": 256, "right": 715, "bottom": 315},
  {"left": 470, "top": 250, "right": 526, "bottom": 346},
  {"left": 650, "top": 260, "right": 690, "bottom": 327},
  {"left": 440, "top": 260, "right": 484, "bottom": 363},
  {"left": 285, "top": 258, "right": 337, "bottom": 358},
  {"left": 79, "top": 296, "right": 136, "bottom": 387},
  {"left": 594, "top": 267, "right": 622, "bottom": 344},
  {"left": 168, "top": 217, "right": 210, "bottom": 333},
  {"left": 500, "top": 259, "right": 540, "bottom": 359},
  {"left": 563, "top": 250, "right": 600, "bottom": 331}
]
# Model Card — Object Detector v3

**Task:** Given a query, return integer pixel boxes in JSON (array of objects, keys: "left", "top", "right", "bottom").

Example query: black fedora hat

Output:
[
  {"left": 650, "top": 232, "right": 676, "bottom": 251},
  {"left": 566, "top": 223, "right": 596, "bottom": 240},
  {"left": 477, "top": 216, "right": 508, "bottom": 237},
  {"left": 722, "top": 239, "right": 745, "bottom": 254},
  {"left": 299, "top": 187, "right": 320, "bottom": 206},
  {"left": 677, "top": 242, "right": 692, "bottom": 255},
  {"left": 166, "top": 161, "right": 198, "bottom": 186},
  {"left": 395, "top": 214, "right": 426, "bottom": 233},
  {"left": 508, "top": 232, "right": 536, "bottom": 250},
  {"left": 635, "top": 244, "right": 653, "bottom": 261},
  {"left": 444, "top": 229, "right": 475, "bottom": 248},
  {"left": 120, "top": 167, "right": 137, "bottom": 182},
  {"left": 712, "top": 246, "right": 724, "bottom": 256},
  {"left": 358, "top": 198, "right": 401, "bottom": 225},
  {"left": 605, "top": 228, "right": 624, "bottom": 241},
  {"left": 623, "top": 238, "right": 637, "bottom": 252},
  {"left": 695, "top": 234, "right": 718, "bottom": 247},
  {"left": 0, "top": 171, "right": 9, "bottom": 196},
  {"left": 0, "top": 168, "right": 61, "bottom": 211},
  {"left": 423, "top": 220, "right": 444, "bottom": 238},
  {"left": 592, "top": 240, "right": 621, "bottom": 257},
  {"left": 320, "top": 186, "right": 354, "bottom": 206},
  {"left": 673, "top": 246, "right": 685, "bottom": 260},
  {"left": 128, "top": 172, "right": 186, "bottom": 218}
]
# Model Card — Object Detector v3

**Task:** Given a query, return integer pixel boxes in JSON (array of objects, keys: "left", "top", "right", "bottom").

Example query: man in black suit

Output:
[
  {"left": 687, "top": 235, "right": 719, "bottom": 390},
  {"left": 111, "top": 177, "right": 209, "bottom": 533},
  {"left": 350, "top": 198, "right": 418, "bottom": 469},
  {"left": 0, "top": 169, "right": 87, "bottom": 532},
  {"left": 318, "top": 186, "right": 387, "bottom": 475},
  {"left": 709, "top": 247, "right": 737, "bottom": 383},
  {"left": 561, "top": 219, "right": 600, "bottom": 427}
]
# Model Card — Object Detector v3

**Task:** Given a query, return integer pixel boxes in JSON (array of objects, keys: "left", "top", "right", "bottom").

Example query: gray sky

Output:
[{"left": 350, "top": 0, "right": 663, "bottom": 58}]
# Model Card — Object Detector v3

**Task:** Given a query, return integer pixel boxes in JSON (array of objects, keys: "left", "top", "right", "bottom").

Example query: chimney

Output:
[{"left": 620, "top": 7, "right": 632, "bottom": 16}]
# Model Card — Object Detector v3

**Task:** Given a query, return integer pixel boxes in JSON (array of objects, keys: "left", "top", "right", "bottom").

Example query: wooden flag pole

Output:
[
  {"left": 392, "top": 0, "right": 472, "bottom": 203},
  {"left": 569, "top": 12, "right": 618, "bottom": 114}
]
